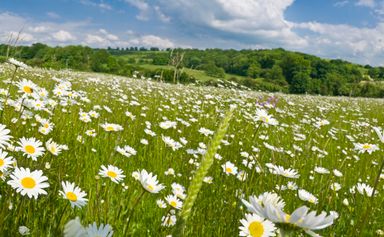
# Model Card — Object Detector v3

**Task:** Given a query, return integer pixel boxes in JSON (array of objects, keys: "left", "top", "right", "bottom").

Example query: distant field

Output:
[{"left": 116, "top": 52, "right": 248, "bottom": 82}]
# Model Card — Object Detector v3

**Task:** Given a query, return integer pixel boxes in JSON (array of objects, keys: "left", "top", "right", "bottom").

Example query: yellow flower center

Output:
[
  {"left": 248, "top": 221, "right": 264, "bottom": 237},
  {"left": 23, "top": 86, "right": 33, "bottom": 94},
  {"left": 106, "top": 126, "right": 114, "bottom": 131},
  {"left": 309, "top": 198, "right": 316, "bottom": 203},
  {"left": 226, "top": 167, "right": 232, "bottom": 173},
  {"left": 25, "top": 145, "right": 36, "bottom": 154},
  {"left": 107, "top": 170, "right": 117, "bottom": 178},
  {"left": 260, "top": 115, "right": 269, "bottom": 123},
  {"left": 21, "top": 177, "right": 36, "bottom": 189},
  {"left": 284, "top": 214, "right": 291, "bottom": 222},
  {"left": 66, "top": 192, "right": 78, "bottom": 202},
  {"left": 49, "top": 146, "right": 57, "bottom": 154},
  {"left": 363, "top": 144, "right": 371, "bottom": 149},
  {"left": 146, "top": 184, "right": 154, "bottom": 191},
  {"left": 44, "top": 123, "right": 49, "bottom": 128},
  {"left": 0, "top": 159, "right": 3, "bottom": 167},
  {"left": 170, "top": 201, "right": 177, "bottom": 208}
]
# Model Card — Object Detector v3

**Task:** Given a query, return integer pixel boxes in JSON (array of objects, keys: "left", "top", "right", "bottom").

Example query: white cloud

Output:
[
  {"left": 99, "top": 29, "right": 119, "bottom": 41},
  {"left": 52, "top": 30, "right": 76, "bottom": 42},
  {"left": 7, "top": 31, "right": 34, "bottom": 42},
  {"left": 154, "top": 0, "right": 306, "bottom": 47},
  {"left": 99, "top": 3, "right": 112, "bottom": 10},
  {"left": 47, "top": 12, "right": 60, "bottom": 19},
  {"left": 125, "top": 0, "right": 150, "bottom": 20},
  {"left": 293, "top": 21, "right": 384, "bottom": 64},
  {"left": 154, "top": 6, "right": 170, "bottom": 22},
  {"left": 29, "top": 26, "right": 51, "bottom": 33},
  {"left": 334, "top": 1, "right": 349, "bottom": 7},
  {"left": 85, "top": 34, "right": 108, "bottom": 45},
  {"left": 80, "top": 0, "right": 113, "bottom": 11},
  {"left": 138, "top": 35, "right": 175, "bottom": 48},
  {"left": 355, "top": 0, "right": 375, "bottom": 7}
]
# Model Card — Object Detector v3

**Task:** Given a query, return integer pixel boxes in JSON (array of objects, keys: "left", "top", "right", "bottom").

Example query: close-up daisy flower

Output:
[
  {"left": 0, "top": 124, "right": 12, "bottom": 149},
  {"left": 239, "top": 213, "right": 276, "bottom": 237},
  {"left": 59, "top": 181, "right": 88, "bottom": 208},
  {"left": 17, "top": 79, "right": 37, "bottom": 96},
  {"left": 7, "top": 167, "right": 49, "bottom": 199},
  {"left": 0, "top": 150, "right": 14, "bottom": 172},
  {"left": 99, "top": 165, "right": 125, "bottom": 183},
  {"left": 135, "top": 169, "right": 165, "bottom": 193},
  {"left": 17, "top": 137, "right": 45, "bottom": 161}
]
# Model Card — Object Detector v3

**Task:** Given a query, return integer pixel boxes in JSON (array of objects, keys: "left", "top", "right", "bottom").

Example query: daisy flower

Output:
[
  {"left": 162, "top": 135, "right": 182, "bottom": 151},
  {"left": 161, "top": 213, "right": 177, "bottom": 227},
  {"left": 115, "top": 145, "right": 137, "bottom": 158},
  {"left": 100, "top": 123, "right": 123, "bottom": 132},
  {"left": 222, "top": 161, "right": 238, "bottom": 175},
  {"left": 314, "top": 166, "right": 330, "bottom": 174},
  {"left": 165, "top": 194, "right": 183, "bottom": 209},
  {"left": 242, "top": 193, "right": 337, "bottom": 236},
  {"left": 0, "top": 150, "right": 14, "bottom": 172},
  {"left": 85, "top": 222, "right": 113, "bottom": 237},
  {"left": 17, "top": 79, "right": 37, "bottom": 96},
  {"left": 99, "top": 165, "right": 125, "bottom": 183},
  {"left": 0, "top": 124, "right": 12, "bottom": 149},
  {"left": 156, "top": 199, "right": 167, "bottom": 208},
  {"left": 268, "top": 164, "right": 300, "bottom": 179},
  {"left": 159, "top": 120, "right": 177, "bottom": 129},
  {"left": 64, "top": 217, "right": 86, "bottom": 237},
  {"left": 198, "top": 127, "right": 214, "bottom": 136},
  {"left": 7, "top": 167, "right": 49, "bottom": 199},
  {"left": 8, "top": 58, "right": 29, "bottom": 68},
  {"left": 46, "top": 139, "right": 64, "bottom": 156},
  {"left": 39, "top": 119, "right": 54, "bottom": 133},
  {"left": 171, "top": 183, "right": 186, "bottom": 199},
  {"left": 372, "top": 126, "right": 384, "bottom": 143},
  {"left": 135, "top": 169, "right": 165, "bottom": 193},
  {"left": 298, "top": 189, "right": 318, "bottom": 204},
  {"left": 355, "top": 183, "right": 375, "bottom": 197},
  {"left": 85, "top": 129, "right": 97, "bottom": 137},
  {"left": 255, "top": 108, "right": 278, "bottom": 126},
  {"left": 59, "top": 181, "right": 88, "bottom": 208},
  {"left": 17, "top": 137, "right": 45, "bottom": 161},
  {"left": 354, "top": 143, "right": 379, "bottom": 154},
  {"left": 239, "top": 213, "right": 276, "bottom": 237}
]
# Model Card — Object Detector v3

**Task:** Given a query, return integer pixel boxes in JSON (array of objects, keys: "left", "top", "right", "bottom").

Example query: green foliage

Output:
[
  {"left": 2, "top": 44, "right": 384, "bottom": 97},
  {"left": 200, "top": 63, "right": 226, "bottom": 78}
]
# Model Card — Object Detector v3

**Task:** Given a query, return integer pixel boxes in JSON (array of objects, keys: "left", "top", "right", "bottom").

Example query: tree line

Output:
[{"left": 1, "top": 43, "right": 384, "bottom": 97}]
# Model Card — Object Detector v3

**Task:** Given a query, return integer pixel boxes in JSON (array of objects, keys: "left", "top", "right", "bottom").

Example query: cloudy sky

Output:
[{"left": 1, "top": 0, "right": 384, "bottom": 65}]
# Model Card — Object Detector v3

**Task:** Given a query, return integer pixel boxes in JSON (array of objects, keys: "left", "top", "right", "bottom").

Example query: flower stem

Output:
[
  {"left": 358, "top": 157, "right": 384, "bottom": 234},
  {"left": 124, "top": 189, "right": 146, "bottom": 234}
]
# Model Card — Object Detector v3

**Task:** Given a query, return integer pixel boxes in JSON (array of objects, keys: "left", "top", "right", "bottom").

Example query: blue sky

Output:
[{"left": 1, "top": 0, "right": 384, "bottom": 65}]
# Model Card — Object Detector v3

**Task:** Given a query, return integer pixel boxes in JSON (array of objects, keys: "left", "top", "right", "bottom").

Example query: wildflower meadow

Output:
[{"left": 0, "top": 59, "right": 383, "bottom": 236}]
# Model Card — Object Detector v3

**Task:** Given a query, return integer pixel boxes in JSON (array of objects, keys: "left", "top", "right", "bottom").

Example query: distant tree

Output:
[
  {"left": 247, "top": 63, "right": 262, "bottom": 78},
  {"left": 91, "top": 49, "right": 110, "bottom": 72},
  {"left": 289, "top": 72, "right": 310, "bottom": 93},
  {"left": 202, "top": 63, "right": 225, "bottom": 78},
  {"left": 263, "top": 65, "right": 287, "bottom": 86}
]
